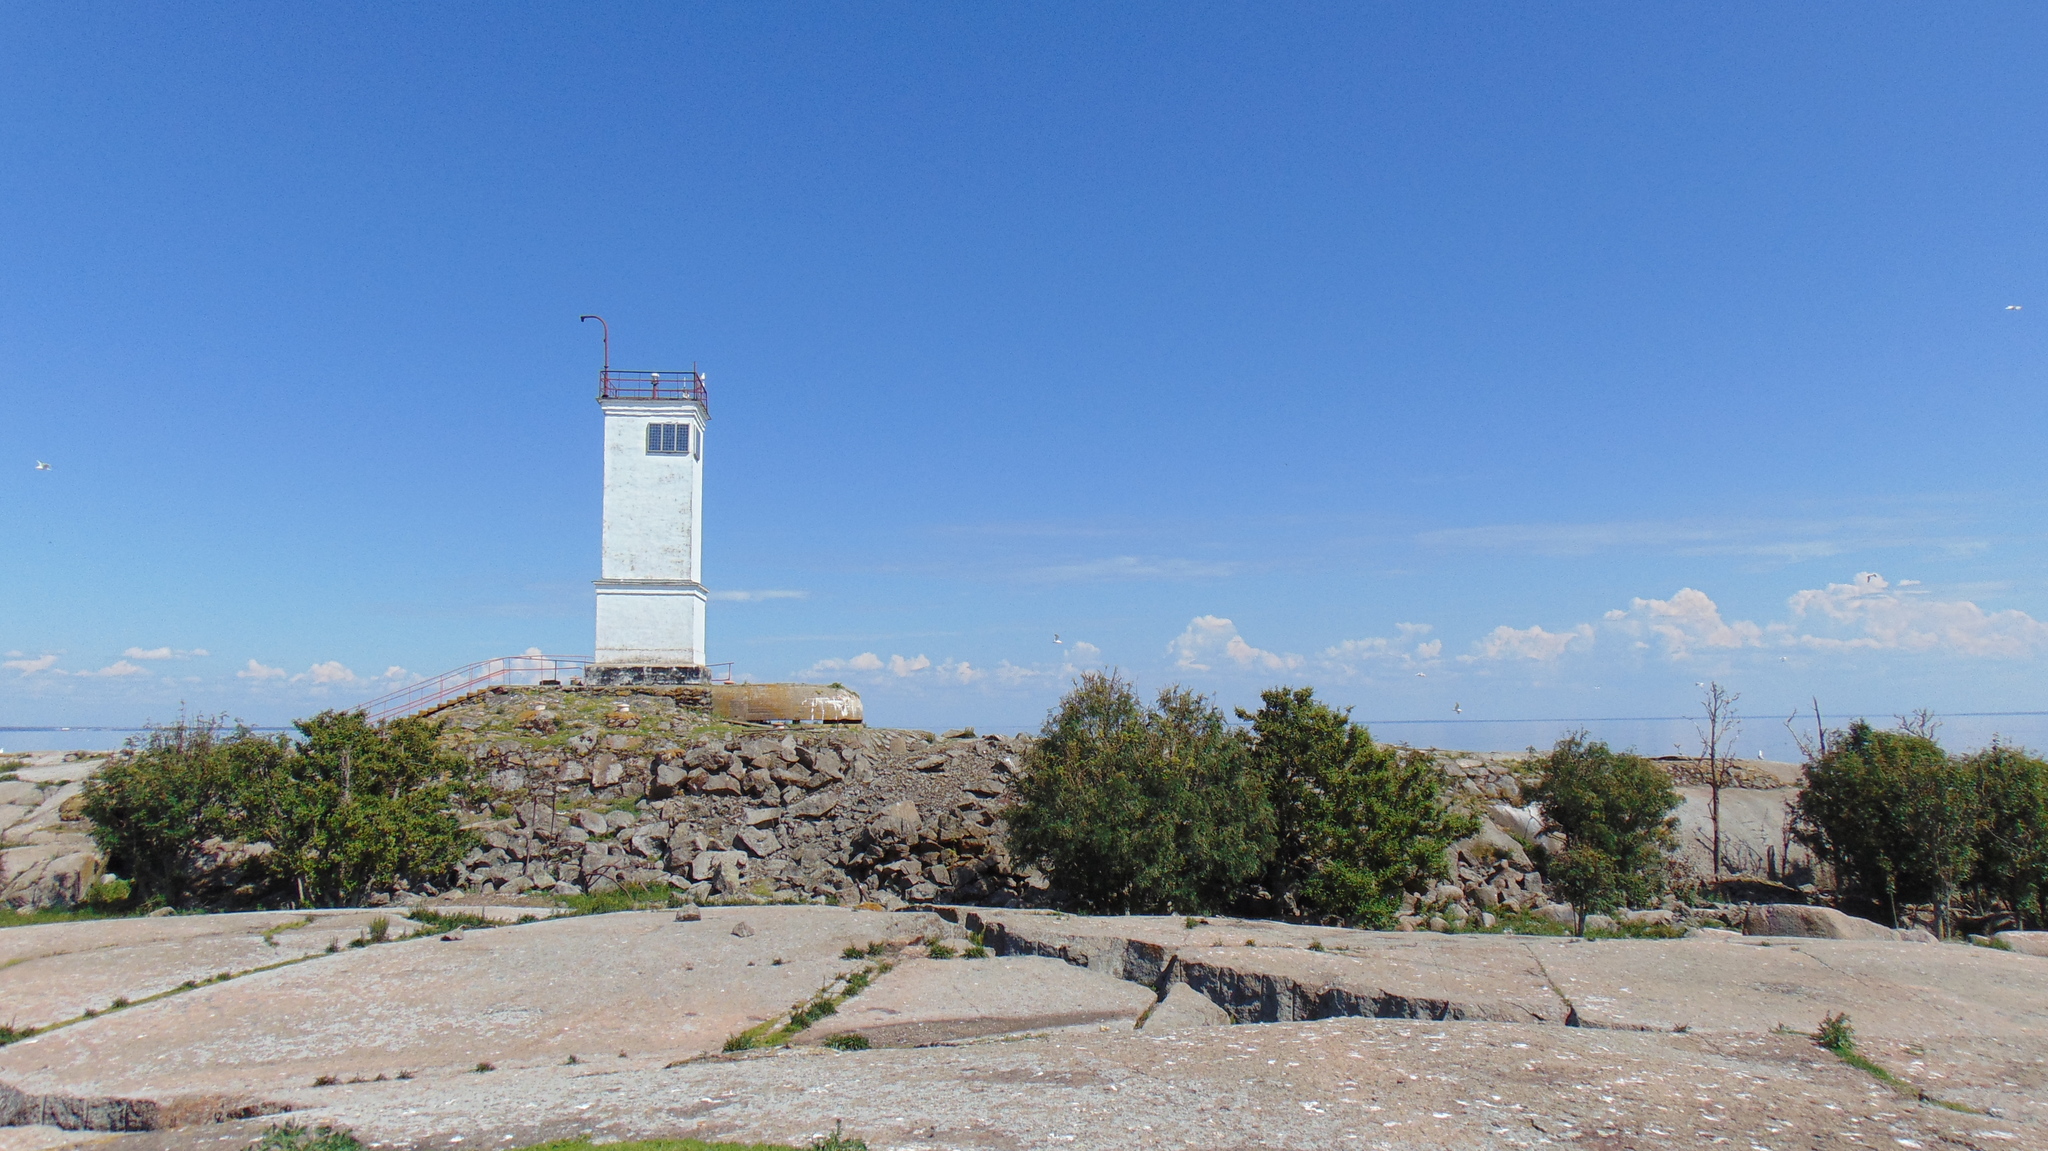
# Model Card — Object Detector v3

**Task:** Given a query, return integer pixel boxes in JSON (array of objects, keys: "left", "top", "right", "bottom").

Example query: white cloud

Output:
[
  {"left": 296, "top": 661, "right": 360, "bottom": 685},
  {"left": 122, "top": 646, "right": 209, "bottom": 660},
  {"left": 808, "top": 652, "right": 886, "bottom": 676},
  {"left": 237, "top": 659, "right": 288, "bottom": 680},
  {"left": 1468, "top": 623, "right": 1594, "bottom": 662},
  {"left": 1788, "top": 572, "right": 2048, "bottom": 657},
  {"left": 710, "top": 589, "right": 808, "bottom": 602},
  {"left": 1167, "top": 615, "right": 1303, "bottom": 673},
  {"left": 1068, "top": 640, "right": 1102, "bottom": 659},
  {"left": 4, "top": 654, "right": 58, "bottom": 675},
  {"left": 1319, "top": 624, "right": 1440, "bottom": 675},
  {"left": 78, "top": 660, "right": 149, "bottom": 678},
  {"left": 1463, "top": 572, "right": 2048, "bottom": 667},
  {"left": 805, "top": 651, "right": 984, "bottom": 685},
  {"left": 1603, "top": 587, "right": 1768, "bottom": 659},
  {"left": 379, "top": 666, "right": 411, "bottom": 680}
]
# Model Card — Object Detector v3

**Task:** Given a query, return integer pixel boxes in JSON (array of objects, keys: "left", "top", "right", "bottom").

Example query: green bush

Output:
[
  {"left": 1241, "top": 687, "right": 1475, "bottom": 927},
  {"left": 1007, "top": 676, "right": 1475, "bottom": 924},
  {"left": 1792, "top": 721, "right": 1978, "bottom": 928},
  {"left": 1006, "top": 673, "right": 1273, "bottom": 914},
  {"left": 1526, "top": 733, "right": 1680, "bottom": 933},
  {"left": 1794, "top": 722, "right": 2048, "bottom": 933},
  {"left": 82, "top": 711, "right": 483, "bottom": 909},
  {"left": 1961, "top": 742, "right": 2048, "bottom": 929},
  {"left": 822, "top": 1032, "right": 871, "bottom": 1051},
  {"left": 83, "top": 876, "right": 132, "bottom": 910}
]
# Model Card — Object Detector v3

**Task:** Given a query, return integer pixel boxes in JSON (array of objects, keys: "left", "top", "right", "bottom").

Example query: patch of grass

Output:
[
  {"left": 312, "top": 1074, "right": 340, "bottom": 1087},
  {"left": 1451, "top": 908, "right": 1570, "bottom": 937},
  {"left": 1805, "top": 1013, "right": 1982, "bottom": 1113},
  {"left": 925, "top": 940, "right": 956, "bottom": 959},
  {"left": 409, "top": 908, "right": 498, "bottom": 934},
  {"left": 723, "top": 960, "right": 895, "bottom": 1052},
  {"left": 250, "top": 1121, "right": 364, "bottom": 1151},
  {"left": 1308, "top": 940, "right": 1325, "bottom": 952},
  {"left": 550, "top": 881, "right": 684, "bottom": 916},
  {"left": 0, "top": 904, "right": 152, "bottom": 930},
  {"left": 822, "top": 1032, "right": 871, "bottom": 1051},
  {"left": 473, "top": 1061, "right": 495, "bottom": 1072},
  {"left": 0, "top": 1022, "right": 37, "bottom": 1045},
  {"left": 261, "top": 916, "right": 315, "bottom": 948}
]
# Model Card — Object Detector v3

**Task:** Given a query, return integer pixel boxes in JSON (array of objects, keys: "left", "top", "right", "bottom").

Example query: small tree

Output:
[
  {"left": 1240, "top": 686, "right": 1473, "bottom": 927},
  {"left": 82, "top": 715, "right": 252, "bottom": 905},
  {"left": 1693, "top": 682, "right": 1740, "bottom": 879},
  {"left": 83, "top": 710, "right": 483, "bottom": 909},
  {"left": 1791, "top": 719, "right": 1981, "bottom": 932},
  {"left": 1526, "top": 732, "right": 1681, "bottom": 934},
  {"left": 1007, "top": 673, "right": 1273, "bottom": 914},
  {"left": 1967, "top": 742, "right": 2048, "bottom": 930},
  {"left": 241, "top": 711, "right": 484, "bottom": 906}
]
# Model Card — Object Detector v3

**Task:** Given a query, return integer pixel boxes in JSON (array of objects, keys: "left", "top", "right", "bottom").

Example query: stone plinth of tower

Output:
[{"left": 591, "top": 368, "right": 709, "bottom": 683}]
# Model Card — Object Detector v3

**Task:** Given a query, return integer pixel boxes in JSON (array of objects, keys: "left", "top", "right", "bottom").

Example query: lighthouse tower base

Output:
[
  {"left": 587, "top": 663, "right": 710, "bottom": 686},
  {"left": 592, "top": 579, "right": 707, "bottom": 685}
]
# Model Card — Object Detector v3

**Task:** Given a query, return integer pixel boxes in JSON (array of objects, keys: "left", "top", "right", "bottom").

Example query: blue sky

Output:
[{"left": 4, "top": 5, "right": 2046, "bottom": 755}]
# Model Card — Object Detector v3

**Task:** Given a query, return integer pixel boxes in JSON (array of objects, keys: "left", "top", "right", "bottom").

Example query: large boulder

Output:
[
  {"left": 1995, "top": 931, "right": 2048, "bottom": 958},
  {"left": 1742, "top": 904, "right": 1920, "bottom": 941}
]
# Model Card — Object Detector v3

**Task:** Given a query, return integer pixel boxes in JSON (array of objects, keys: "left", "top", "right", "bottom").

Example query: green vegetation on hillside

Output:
[
  {"left": 83, "top": 712, "right": 483, "bottom": 909},
  {"left": 1525, "top": 733, "right": 1681, "bottom": 934},
  {"left": 1007, "top": 674, "right": 1470, "bottom": 923},
  {"left": 1794, "top": 720, "right": 2048, "bottom": 933}
]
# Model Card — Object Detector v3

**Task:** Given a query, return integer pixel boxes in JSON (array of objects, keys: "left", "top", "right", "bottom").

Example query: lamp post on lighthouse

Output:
[{"left": 583, "top": 317, "right": 712, "bottom": 685}]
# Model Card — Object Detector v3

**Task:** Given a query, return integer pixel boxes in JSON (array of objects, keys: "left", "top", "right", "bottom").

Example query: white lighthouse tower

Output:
[{"left": 584, "top": 317, "right": 712, "bottom": 685}]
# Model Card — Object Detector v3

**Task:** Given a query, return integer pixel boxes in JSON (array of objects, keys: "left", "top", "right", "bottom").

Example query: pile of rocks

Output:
[{"left": 438, "top": 687, "right": 1043, "bottom": 908}]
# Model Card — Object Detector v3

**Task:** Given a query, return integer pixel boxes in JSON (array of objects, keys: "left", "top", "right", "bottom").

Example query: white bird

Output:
[
  {"left": 1416, "top": 672, "right": 1426, "bottom": 677},
  {"left": 1052, "top": 634, "right": 1062, "bottom": 645},
  {"left": 1453, "top": 702, "right": 1462, "bottom": 714},
  {"left": 34, "top": 461, "right": 50, "bottom": 470},
  {"left": 2008, "top": 305, "right": 2024, "bottom": 311}
]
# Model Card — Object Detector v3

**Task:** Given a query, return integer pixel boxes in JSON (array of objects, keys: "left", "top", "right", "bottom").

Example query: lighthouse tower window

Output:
[{"left": 646, "top": 423, "right": 691, "bottom": 455}]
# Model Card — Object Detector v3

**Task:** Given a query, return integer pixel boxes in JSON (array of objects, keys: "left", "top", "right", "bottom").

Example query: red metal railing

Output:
[
  {"left": 355, "top": 655, "right": 593, "bottom": 723},
  {"left": 599, "top": 369, "right": 709, "bottom": 407}
]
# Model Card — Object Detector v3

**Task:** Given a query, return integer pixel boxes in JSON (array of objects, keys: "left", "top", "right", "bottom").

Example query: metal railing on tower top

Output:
[
  {"left": 599, "top": 369, "right": 709, "bottom": 407},
  {"left": 354, "top": 654, "right": 593, "bottom": 723}
]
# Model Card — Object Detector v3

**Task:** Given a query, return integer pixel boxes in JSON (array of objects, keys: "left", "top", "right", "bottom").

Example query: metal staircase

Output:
[{"left": 354, "top": 654, "right": 593, "bottom": 723}]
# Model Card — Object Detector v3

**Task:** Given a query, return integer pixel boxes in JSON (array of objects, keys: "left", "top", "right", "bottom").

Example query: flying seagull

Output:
[
  {"left": 1052, "top": 634, "right": 1062, "bottom": 645},
  {"left": 2009, "top": 305, "right": 2024, "bottom": 311},
  {"left": 34, "top": 461, "right": 50, "bottom": 471},
  {"left": 1416, "top": 672, "right": 1426, "bottom": 677},
  {"left": 1453, "top": 702, "right": 1463, "bottom": 714}
]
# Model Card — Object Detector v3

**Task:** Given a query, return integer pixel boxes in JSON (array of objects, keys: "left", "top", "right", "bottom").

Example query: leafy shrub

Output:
[
  {"left": 1526, "top": 733, "right": 1680, "bottom": 933},
  {"left": 1007, "top": 673, "right": 1273, "bottom": 914},
  {"left": 823, "top": 1032, "right": 871, "bottom": 1051},
  {"left": 1792, "top": 721, "right": 1981, "bottom": 928},
  {"left": 925, "top": 940, "right": 956, "bottom": 959},
  {"left": 82, "top": 712, "right": 483, "bottom": 908},
  {"left": 1960, "top": 742, "right": 2048, "bottom": 929},
  {"left": 1814, "top": 1012, "right": 1854, "bottom": 1054},
  {"left": 83, "top": 876, "right": 132, "bottom": 909},
  {"left": 1241, "top": 687, "right": 1475, "bottom": 926}
]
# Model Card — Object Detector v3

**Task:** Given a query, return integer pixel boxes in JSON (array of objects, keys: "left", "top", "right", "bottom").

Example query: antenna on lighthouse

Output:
[{"left": 579, "top": 314, "right": 610, "bottom": 374}]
